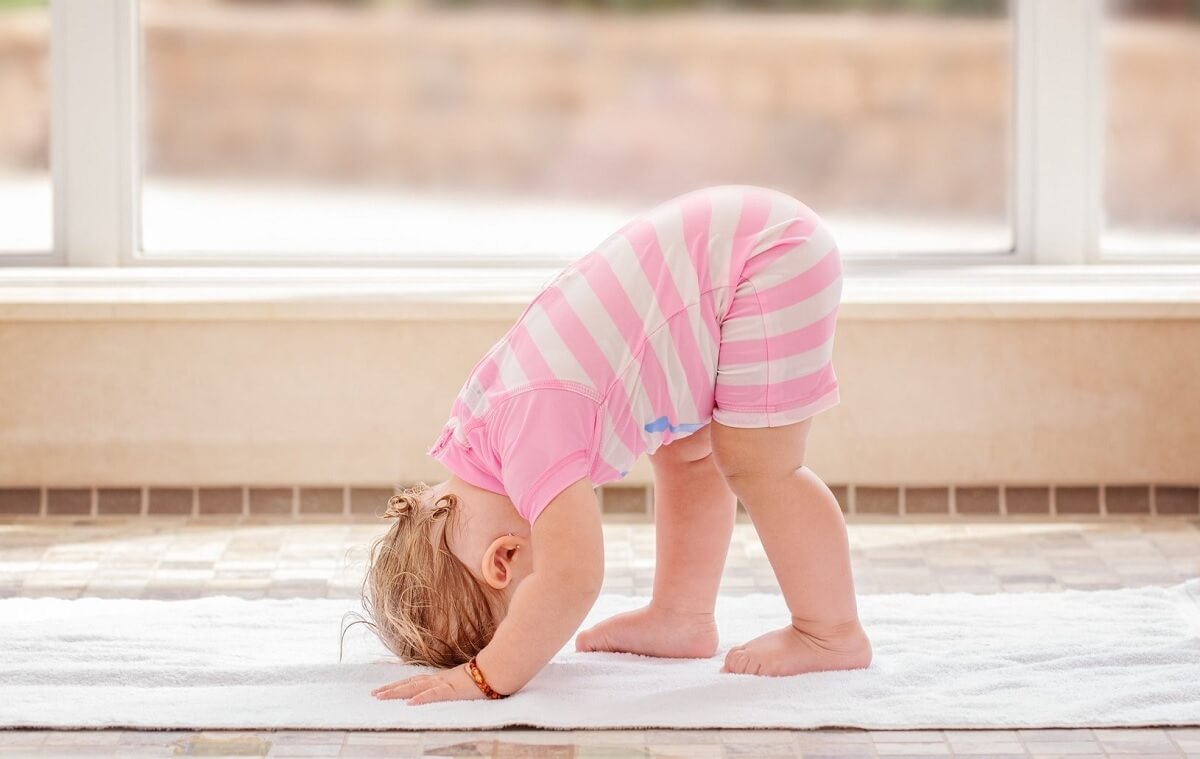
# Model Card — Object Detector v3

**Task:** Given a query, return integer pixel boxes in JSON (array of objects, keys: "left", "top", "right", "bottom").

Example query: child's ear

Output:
[{"left": 480, "top": 533, "right": 522, "bottom": 590}]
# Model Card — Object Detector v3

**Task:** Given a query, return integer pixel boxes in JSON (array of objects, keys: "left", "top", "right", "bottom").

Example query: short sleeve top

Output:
[{"left": 428, "top": 386, "right": 600, "bottom": 525}]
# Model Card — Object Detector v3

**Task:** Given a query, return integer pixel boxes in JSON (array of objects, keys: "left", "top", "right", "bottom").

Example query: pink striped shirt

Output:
[{"left": 427, "top": 184, "right": 842, "bottom": 524}]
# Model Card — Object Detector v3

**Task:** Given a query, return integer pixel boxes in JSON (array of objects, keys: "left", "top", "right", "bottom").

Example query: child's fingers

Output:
[
  {"left": 405, "top": 682, "right": 454, "bottom": 706},
  {"left": 372, "top": 675, "right": 431, "bottom": 699},
  {"left": 371, "top": 676, "right": 416, "bottom": 694},
  {"left": 370, "top": 679, "right": 406, "bottom": 696},
  {"left": 373, "top": 685, "right": 415, "bottom": 700}
]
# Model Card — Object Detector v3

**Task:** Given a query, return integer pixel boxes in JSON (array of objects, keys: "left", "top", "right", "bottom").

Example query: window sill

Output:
[{"left": 1, "top": 264, "right": 1199, "bottom": 321}]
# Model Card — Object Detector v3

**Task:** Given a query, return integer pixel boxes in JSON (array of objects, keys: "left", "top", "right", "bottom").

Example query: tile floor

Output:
[{"left": 1, "top": 514, "right": 1198, "bottom": 758}]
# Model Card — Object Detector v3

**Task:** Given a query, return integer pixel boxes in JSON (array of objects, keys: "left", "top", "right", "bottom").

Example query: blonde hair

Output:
[{"left": 340, "top": 482, "right": 506, "bottom": 668}]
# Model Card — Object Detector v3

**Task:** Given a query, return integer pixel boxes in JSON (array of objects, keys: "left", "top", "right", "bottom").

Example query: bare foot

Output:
[
  {"left": 721, "top": 618, "right": 873, "bottom": 676},
  {"left": 575, "top": 603, "right": 719, "bottom": 659}
]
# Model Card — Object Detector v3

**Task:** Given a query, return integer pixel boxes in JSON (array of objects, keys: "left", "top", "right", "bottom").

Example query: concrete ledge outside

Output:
[{"left": 2, "top": 264, "right": 1200, "bottom": 321}]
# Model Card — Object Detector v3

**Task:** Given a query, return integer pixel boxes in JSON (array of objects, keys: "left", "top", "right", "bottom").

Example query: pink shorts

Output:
[{"left": 710, "top": 195, "right": 844, "bottom": 429}]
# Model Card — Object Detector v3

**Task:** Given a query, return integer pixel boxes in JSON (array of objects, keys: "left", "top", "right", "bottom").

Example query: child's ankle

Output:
[
  {"left": 648, "top": 600, "right": 716, "bottom": 618},
  {"left": 789, "top": 615, "right": 866, "bottom": 641}
]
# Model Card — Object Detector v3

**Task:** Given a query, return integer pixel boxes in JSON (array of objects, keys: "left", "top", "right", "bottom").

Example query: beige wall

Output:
[{"left": 1, "top": 315, "right": 1196, "bottom": 488}]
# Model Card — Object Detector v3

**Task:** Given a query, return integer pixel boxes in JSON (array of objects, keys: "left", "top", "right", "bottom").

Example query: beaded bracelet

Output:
[{"left": 466, "top": 656, "right": 509, "bottom": 699}]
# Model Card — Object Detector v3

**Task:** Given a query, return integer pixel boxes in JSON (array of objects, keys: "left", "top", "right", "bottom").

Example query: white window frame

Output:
[{"left": 2, "top": 0, "right": 1194, "bottom": 268}]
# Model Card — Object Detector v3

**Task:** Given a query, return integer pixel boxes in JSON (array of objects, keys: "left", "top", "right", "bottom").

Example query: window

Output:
[
  {"left": 1103, "top": 0, "right": 1200, "bottom": 257},
  {"left": 5, "top": 1, "right": 1196, "bottom": 268},
  {"left": 139, "top": 0, "right": 1011, "bottom": 261},
  {"left": 0, "top": 0, "right": 50, "bottom": 254}
]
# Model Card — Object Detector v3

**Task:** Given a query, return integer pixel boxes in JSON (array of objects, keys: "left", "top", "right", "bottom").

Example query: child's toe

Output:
[
  {"left": 574, "top": 627, "right": 599, "bottom": 652},
  {"left": 722, "top": 646, "right": 749, "bottom": 674}
]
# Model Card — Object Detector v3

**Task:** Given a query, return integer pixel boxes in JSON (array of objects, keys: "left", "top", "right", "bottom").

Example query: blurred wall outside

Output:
[{"left": 0, "top": 5, "right": 1196, "bottom": 229}]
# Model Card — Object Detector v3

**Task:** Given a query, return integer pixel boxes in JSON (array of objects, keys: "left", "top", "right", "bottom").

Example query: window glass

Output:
[
  {"left": 1104, "top": 0, "right": 1200, "bottom": 255},
  {"left": 140, "top": 0, "right": 1011, "bottom": 259},
  {"left": 0, "top": 0, "right": 51, "bottom": 253}
]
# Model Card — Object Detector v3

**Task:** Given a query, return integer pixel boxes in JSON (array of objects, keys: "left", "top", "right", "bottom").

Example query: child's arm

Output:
[
  {"left": 373, "top": 475, "right": 604, "bottom": 705},
  {"left": 473, "top": 475, "right": 604, "bottom": 693}
]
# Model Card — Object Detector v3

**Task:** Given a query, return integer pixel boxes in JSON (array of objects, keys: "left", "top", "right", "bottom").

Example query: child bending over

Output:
[{"left": 356, "top": 184, "right": 872, "bottom": 705}]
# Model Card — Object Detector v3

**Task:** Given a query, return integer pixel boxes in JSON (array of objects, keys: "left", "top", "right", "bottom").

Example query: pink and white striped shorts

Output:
[{"left": 705, "top": 186, "right": 844, "bottom": 429}]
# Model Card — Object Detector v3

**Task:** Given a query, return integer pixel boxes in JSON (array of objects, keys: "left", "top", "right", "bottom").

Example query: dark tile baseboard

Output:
[{"left": 1, "top": 483, "right": 1198, "bottom": 519}]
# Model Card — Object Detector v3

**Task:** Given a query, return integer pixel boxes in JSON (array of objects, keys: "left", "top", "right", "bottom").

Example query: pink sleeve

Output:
[{"left": 488, "top": 388, "right": 599, "bottom": 525}]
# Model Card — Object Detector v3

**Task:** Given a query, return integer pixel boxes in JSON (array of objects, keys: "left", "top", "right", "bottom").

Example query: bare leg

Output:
[
  {"left": 710, "top": 417, "right": 872, "bottom": 676},
  {"left": 575, "top": 424, "right": 737, "bottom": 658}
]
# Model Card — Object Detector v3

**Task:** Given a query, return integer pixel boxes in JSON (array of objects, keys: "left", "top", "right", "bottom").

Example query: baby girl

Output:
[{"left": 358, "top": 183, "right": 872, "bottom": 705}]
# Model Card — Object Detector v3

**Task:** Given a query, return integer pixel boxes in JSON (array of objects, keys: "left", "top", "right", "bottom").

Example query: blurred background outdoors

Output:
[{"left": 0, "top": 0, "right": 1196, "bottom": 259}]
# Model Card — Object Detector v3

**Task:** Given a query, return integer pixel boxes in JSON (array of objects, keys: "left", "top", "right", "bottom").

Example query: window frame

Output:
[{"left": 2, "top": 0, "right": 1194, "bottom": 268}]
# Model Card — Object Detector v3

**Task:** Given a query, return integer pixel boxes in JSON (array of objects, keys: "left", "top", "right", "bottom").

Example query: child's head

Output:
[{"left": 349, "top": 480, "right": 530, "bottom": 668}]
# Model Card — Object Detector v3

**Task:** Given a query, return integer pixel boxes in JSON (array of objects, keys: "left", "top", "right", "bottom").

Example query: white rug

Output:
[{"left": 2, "top": 581, "right": 1198, "bottom": 731}]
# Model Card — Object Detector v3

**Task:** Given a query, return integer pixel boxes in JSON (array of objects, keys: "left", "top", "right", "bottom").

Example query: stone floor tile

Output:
[
  {"left": 267, "top": 731, "right": 347, "bottom": 745},
  {"left": 644, "top": 730, "right": 723, "bottom": 744},
  {"left": 943, "top": 755, "right": 1032, "bottom": 759},
  {"left": 502, "top": 745, "right": 583, "bottom": 759},
  {"left": 572, "top": 749, "right": 650, "bottom": 759},
  {"left": 1102, "top": 742, "right": 1182, "bottom": 754},
  {"left": 13, "top": 748, "right": 116, "bottom": 757},
  {"left": 0, "top": 731, "right": 50, "bottom": 746},
  {"left": 1015, "top": 730, "right": 1093, "bottom": 742},
  {"left": 100, "top": 747, "right": 181, "bottom": 757},
  {"left": 943, "top": 730, "right": 1022, "bottom": 743},
  {"left": 1022, "top": 742, "right": 1102, "bottom": 755},
  {"left": 643, "top": 745, "right": 722, "bottom": 757},
  {"left": 869, "top": 731, "right": 944, "bottom": 742},
  {"left": 341, "top": 733, "right": 424, "bottom": 745},
  {"left": 181, "top": 732, "right": 272, "bottom": 756},
  {"left": 871, "top": 742, "right": 950, "bottom": 755},
  {"left": 337, "top": 748, "right": 424, "bottom": 758},
  {"left": 720, "top": 737, "right": 796, "bottom": 750},
  {"left": 266, "top": 745, "right": 342, "bottom": 757},
  {"left": 42, "top": 732, "right": 123, "bottom": 745},
  {"left": 947, "top": 744, "right": 1026, "bottom": 756},
  {"left": 710, "top": 730, "right": 799, "bottom": 745},
  {"left": 562, "top": 731, "right": 647, "bottom": 746},
  {"left": 115, "top": 730, "right": 197, "bottom": 745},
  {"left": 794, "top": 731, "right": 873, "bottom": 745},
  {"left": 421, "top": 738, "right": 499, "bottom": 757}
]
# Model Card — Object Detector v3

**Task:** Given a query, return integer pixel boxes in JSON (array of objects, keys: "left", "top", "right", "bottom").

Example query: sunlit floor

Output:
[{"left": 1, "top": 515, "right": 1198, "bottom": 757}]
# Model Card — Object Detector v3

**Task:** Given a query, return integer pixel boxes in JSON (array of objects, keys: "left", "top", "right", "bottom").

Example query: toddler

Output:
[{"left": 358, "top": 184, "right": 872, "bottom": 705}]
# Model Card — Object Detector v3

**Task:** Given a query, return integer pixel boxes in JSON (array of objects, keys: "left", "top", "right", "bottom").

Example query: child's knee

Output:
[{"left": 710, "top": 420, "right": 809, "bottom": 486}]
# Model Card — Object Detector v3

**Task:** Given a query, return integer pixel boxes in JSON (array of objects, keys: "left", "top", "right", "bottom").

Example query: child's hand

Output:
[
  {"left": 372, "top": 478, "right": 603, "bottom": 706},
  {"left": 371, "top": 663, "right": 486, "bottom": 706}
]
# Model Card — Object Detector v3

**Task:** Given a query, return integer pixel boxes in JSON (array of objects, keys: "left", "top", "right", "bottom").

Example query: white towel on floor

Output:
[{"left": 1, "top": 580, "right": 1198, "bottom": 730}]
